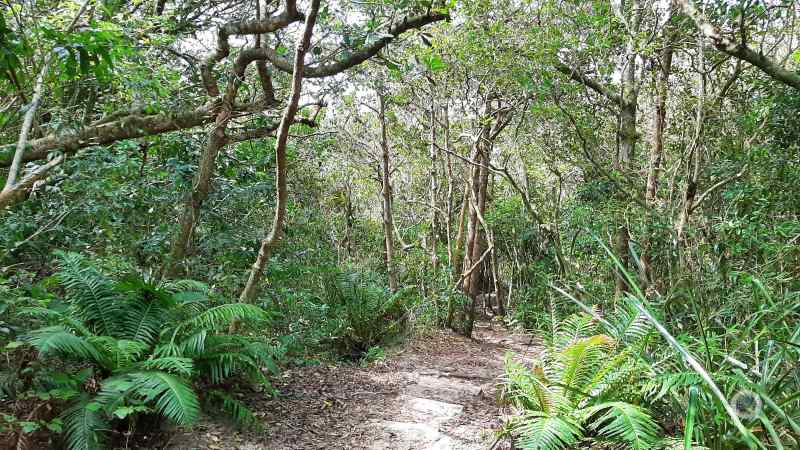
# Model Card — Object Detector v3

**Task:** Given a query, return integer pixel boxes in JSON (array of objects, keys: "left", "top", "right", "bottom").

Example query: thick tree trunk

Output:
[
  {"left": 378, "top": 93, "right": 399, "bottom": 292},
  {"left": 238, "top": 0, "right": 321, "bottom": 302},
  {"left": 466, "top": 145, "right": 490, "bottom": 335}
]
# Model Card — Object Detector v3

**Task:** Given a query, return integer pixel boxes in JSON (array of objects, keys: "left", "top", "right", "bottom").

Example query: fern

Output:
[
  {"left": 178, "top": 329, "right": 207, "bottom": 355},
  {"left": 89, "top": 336, "right": 148, "bottom": 369},
  {"left": 504, "top": 356, "right": 560, "bottom": 414},
  {"left": 181, "top": 303, "right": 268, "bottom": 331},
  {"left": 642, "top": 371, "right": 703, "bottom": 401},
  {"left": 609, "top": 301, "right": 651, "bottom": 345},
  {"left": 504, "top": 312, "right": 662, "bottom": 449},
  {"left": 61, "top": 398, "right": 108, "bottom": 450},
  {"left": 198, "top": 351, "right": 259, "bottom": 384},
  {"left": 558, "top": 334, "right": 614, "bottom": 400},
  {"left": 25, "top": 326, "right": 103, "bottom": 363},
  {"left": 514, "top": 412, "right": 582, "bottom": 450},
  {"left": 163, "top": 279, "right": 209, "bottom": 295},
  {"left": 17, "top": 254, "right": 281, "bottom": 449},
  {"left": 136, "top": 357, "right": 195, "bottom": 376},
  {"left": 553, "top": 312, "right": 597, "bottom": 349},
  {"left": 56, "top": 252, "right": 123, "bottom": 336},
  {"left": 584, "top": 402, "right": 660, "bottom": 449},
  {"left": 122, "top": 295, "right": 170, "bottom": 345},
  {"left": 100, "top": 371, "right": 199, "bottom": 426},
  {"left": 206, "top": 390, "right": 261, "bottom": 430}
]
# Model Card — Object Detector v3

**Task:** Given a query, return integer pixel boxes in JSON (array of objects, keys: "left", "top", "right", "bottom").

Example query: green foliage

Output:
[
  {"left": 502, "top": 311, "right": 660, "bottom": 450},
  {"left": 2, "top": 253, "right": 282, "bottom": 450},
  {"left": 320, "top": 270, "right": 408, "bottom": 358}
]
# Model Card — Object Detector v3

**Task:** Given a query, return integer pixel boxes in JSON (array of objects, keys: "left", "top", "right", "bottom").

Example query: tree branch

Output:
[
  {"left": 554, "top": 61, "right": 626, "bottom": 105},
  {"left": 263, "top": 12, "right": 448, "bottom": 78},
  {"left": 675, "top": 0, "right": 800, "bottom": 91}
]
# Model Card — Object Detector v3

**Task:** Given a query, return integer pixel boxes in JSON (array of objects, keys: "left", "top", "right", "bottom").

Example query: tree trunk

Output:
[
  {"left": 428, "top": 102, "right": 439, "bottom": 272},
  {"left": 614, "top": 3, "right": 641, "bottom": 295},
  {"left": 443, "top": 104, "right": 454, "bottom": 266},
  {"left": 466, "top": 145, "right": 490, "bottom": 335},
  {"left": 378, "top": 92, "right": 399, "bottom": 292},
  {"left": 238, "top": 0, "right": 321, "bottom": 302},
  {"left": 641, "top": 38, "right": 674, "bottom": 286}
]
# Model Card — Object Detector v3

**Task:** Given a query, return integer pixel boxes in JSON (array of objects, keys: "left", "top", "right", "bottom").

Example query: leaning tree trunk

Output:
[
  {"left": 0, "top": 0, "right": 92, "bottom": 211},
  {"left": 378, "top": 92, "right": 399, "bottom": 292},
  {"left": 238, "top": 0, "right": 321, "bottom": 302}
]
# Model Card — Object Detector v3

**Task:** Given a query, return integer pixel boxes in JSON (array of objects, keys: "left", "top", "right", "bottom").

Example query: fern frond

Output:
[
  {"left": 609, "top": 302, "right": 651, "bottom": 345},
  {"left": 513, "top": 412, "right": 583, "bottom": 450},
  {"left": 90, "top": 337, "right": 149, "bottom": 369},
  {"left": 240, "top": 340, "right": 281, "bottom": 375},
  {"left": 136, "top": 357, "right": 195, "bottom": 376},
  {"left": 642, "top": 371, "right": 703, "bottom": 401},
  {"left": 197, "top": 351, "right": 259, "bottom": 384},
  {"left": 56, "top": 252, "right": 124, "bottom": 336},
  {"left": 153, "top": 342, "right": 181, "bottom": 358},
  {"left": 554, "top": 312, "right": 598, "bottom": 350},
  {"left": 180, "top": 303, "right": 268, "bottom": 331},
  {"left": 60, "top": 397, "right": 107, "bottom": 450},
  {"left": 503, "top": 356, "right": 558, "bottom": 414},
  {"left": 163, "top": 279, "right": 209, "bottom": 295},
  {"left": 25, "top": 326, "right": 103, "bottom": 363},
  {"left": 558, "top": 334, "right": 614, "bottom": 399},
  {"left": 583, "top": 401, "right": 661, "bottom": 450},
  {"left": 179, "top": 330, "right": 208, "bottom": 356},
  {"left": 100, "top": 371, "right": 199, "bottom": 426},
  {"left": 584, "top": 347, "right": 636, "bottom": 400},
  {"left": 206, "top": 390, "right": 261, "bottom": 430},
  {"left": 121, "top": 295, "right": 172, "bottom": 345},
  {"left": 19, "top": 307, "right": 94, "bottom": 337}
]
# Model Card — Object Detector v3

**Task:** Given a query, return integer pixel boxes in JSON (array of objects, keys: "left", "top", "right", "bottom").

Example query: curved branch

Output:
[
  {"left": 200, "top": 0, "right": 303, "bottom": 97},
  {"left": 264, "top": 12, "right": 448, "bottom": 78},
  {"left": 0, "top": 99, "right": 277, "bottom": 167},
  {"left": 675, "top": 0, "right": 800, "bottom": 91},
  {"left": 239, "top": 0, "right": 322, "bottom": 303},
  {"left": 554, "top": 61, "right": 626, "bottom": 106}
]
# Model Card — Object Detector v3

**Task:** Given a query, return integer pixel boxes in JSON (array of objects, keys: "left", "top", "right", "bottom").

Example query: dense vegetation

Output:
[{"left": 1, "top": 0, "right": 798, "bottom": 448}]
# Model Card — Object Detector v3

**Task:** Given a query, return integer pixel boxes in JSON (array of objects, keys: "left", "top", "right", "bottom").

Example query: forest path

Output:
[{"left": 167, "top": 321, "right": 539, "bottom": 450}]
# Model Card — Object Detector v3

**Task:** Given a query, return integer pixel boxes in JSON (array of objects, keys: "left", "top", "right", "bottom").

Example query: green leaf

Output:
[
  {"left": 20, "top": 421, "right": 40, "bottom": 433},
  {"left": 112, "top": 406, "right": 134, "bottom": 419}
]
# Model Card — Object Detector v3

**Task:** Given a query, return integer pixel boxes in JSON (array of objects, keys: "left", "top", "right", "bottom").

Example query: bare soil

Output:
[{"left": 165, "top": 321, "right": 539, "bottom": 450}]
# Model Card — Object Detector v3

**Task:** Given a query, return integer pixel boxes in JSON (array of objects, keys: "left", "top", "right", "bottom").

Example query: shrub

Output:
[
  {"left": 502, "top": 308, "right": 663, "bottom": 450},
  {"left": 1, "top": 252, "right": 281, "bottom": 450},
  {"left": 320, "top": 270, "right": 408, "bottom": 359}
]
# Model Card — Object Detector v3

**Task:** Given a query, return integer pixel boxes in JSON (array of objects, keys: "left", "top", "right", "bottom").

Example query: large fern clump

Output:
[
  {"left": 15, "top": 252, "right": 280, "bottom": 450},
  {"left": 320, "top": 270, "right": 408, "bottom": 358},
  {"left": 502, "top": 307, "right": 664, "bottom": 450}
]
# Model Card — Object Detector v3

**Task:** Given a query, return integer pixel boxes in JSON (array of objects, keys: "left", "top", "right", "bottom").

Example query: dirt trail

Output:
[{"left": 167, "top": 322, "right": 539, "bottom": 450}]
